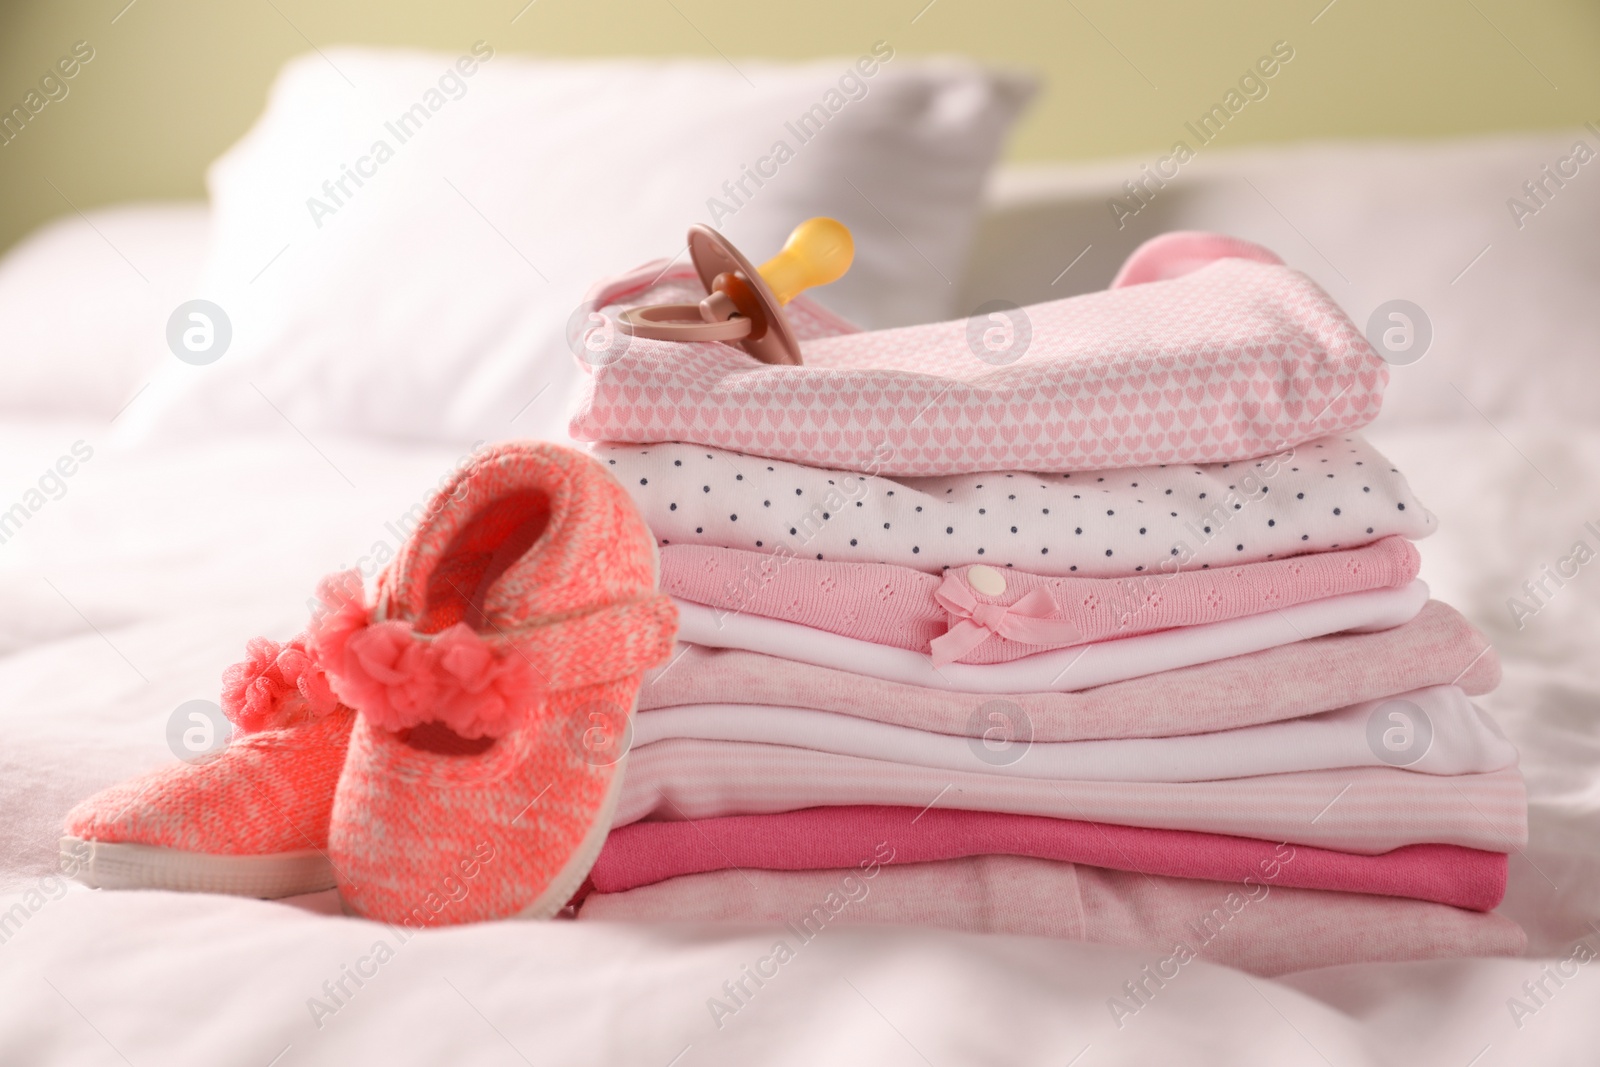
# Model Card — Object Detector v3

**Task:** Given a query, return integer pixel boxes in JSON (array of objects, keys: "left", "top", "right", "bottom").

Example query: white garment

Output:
[
  {"left": 673, "top": 581, "right": 1430, "bottom": 693},
  {"left": 593, "top": 433, "right": 1435, "bottom": 578},
  {"left": 613, "top": 741, "right": 1527, "bottom": 853},
  {"left": 630, "top": 686, "right": 1516, "bottom": 781}
]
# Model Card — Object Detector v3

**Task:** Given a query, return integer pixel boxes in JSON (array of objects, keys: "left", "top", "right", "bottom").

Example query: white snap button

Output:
[{"left": 967, "top": 564, "right": 1007, "bottom": 596}]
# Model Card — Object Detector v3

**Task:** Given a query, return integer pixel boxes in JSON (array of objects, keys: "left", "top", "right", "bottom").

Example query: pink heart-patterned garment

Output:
[{"left": 568, "top": 234, "right": 1388, "bottom": 477}]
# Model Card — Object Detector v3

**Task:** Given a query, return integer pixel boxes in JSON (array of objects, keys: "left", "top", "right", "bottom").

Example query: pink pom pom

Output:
[
  {"left": 307, "top": 569, "right": 543, "bottom": 738},
  {"left": 221, "top": 635, "right": 341, "bottom": 733}
]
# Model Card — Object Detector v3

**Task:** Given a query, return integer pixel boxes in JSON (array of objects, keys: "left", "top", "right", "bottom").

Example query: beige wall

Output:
[{"left": 0, "top": 0, "right": 1596, "bottom": 252}]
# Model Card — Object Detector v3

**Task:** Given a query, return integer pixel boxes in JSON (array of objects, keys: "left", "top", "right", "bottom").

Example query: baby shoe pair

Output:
[{"left": 61, "top": 442, "right": 677, "bottom": 924}]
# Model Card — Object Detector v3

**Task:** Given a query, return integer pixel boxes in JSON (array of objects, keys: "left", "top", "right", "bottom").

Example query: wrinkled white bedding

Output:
[{"left": 0, "top": 415, "right": 1597, "bottom": 1065}]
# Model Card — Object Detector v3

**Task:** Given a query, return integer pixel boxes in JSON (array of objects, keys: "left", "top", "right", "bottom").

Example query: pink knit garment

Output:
[
  {"left": 569, "top": 238, "right": 1388, "bottom": 476},
  {"left": 641, "top": 600, "right": 1500, "bottom": 741},
  {"left": 578, "top": 857, "right": 1526, "bottom": 977},
  {"left": 661, "top": 537, "right": 1419, "bottom": 665},
  {"left": 588, "top": 805, "right": 1507, "bottom": 910}
]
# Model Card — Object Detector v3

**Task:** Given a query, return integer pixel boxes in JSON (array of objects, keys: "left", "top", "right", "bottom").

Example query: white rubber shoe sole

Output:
[{"left": 61, "top": 837, "right": 337, "bottom": 899}]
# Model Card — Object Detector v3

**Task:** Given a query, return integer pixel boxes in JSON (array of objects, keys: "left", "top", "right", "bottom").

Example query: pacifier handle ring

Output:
[{"left": 617, "top": 304, "right": 752, "bottom": 343}]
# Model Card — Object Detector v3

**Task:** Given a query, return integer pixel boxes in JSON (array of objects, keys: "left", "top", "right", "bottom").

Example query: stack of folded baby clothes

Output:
[{"left": 564, "top": 232, "right": 1526, "bottom": 977}]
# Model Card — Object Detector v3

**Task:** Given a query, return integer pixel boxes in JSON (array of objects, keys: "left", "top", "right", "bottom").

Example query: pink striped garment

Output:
[
  {"left": 614, "top": 740, "right": 1527, "bottom": 855},
  {"left": 640, "top": 600, "right": 1499, "bottom": 740},
  {"left": 577, "top": 856, "right": 1526, "bottom": 978},
  {"left": 661, "top": 537, "right": 1420, "bottom": 665}
]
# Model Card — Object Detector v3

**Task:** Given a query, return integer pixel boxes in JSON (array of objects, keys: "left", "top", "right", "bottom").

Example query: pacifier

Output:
[{"left": 616, "top": 218, "right": 854, "bottom": 366}]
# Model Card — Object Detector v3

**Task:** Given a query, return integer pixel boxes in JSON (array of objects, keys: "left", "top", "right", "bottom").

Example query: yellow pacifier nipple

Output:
[{"left": 757, "top": 217, "right": 855, "bottom": 306}]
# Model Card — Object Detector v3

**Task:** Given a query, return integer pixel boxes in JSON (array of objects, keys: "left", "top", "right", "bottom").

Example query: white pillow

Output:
[
  {"left": 1159, "top": 134, "right": 1600, "bottom": 429},
  {"left": 0, "top": 203, "right": 208, "bottom": 418},
  {"left": 966, "top": 131, "right": 1600, "bottom": 428},
  {"left": 125, "top": 47, "right": 1033, "bottom": 445}
]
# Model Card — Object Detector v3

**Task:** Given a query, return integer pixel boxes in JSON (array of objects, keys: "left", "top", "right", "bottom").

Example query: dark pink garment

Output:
[{"left": 590, "top": 805, "right": 1507, "bottom": 912}]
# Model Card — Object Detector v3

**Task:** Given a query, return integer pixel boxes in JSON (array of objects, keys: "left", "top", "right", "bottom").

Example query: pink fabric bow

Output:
[
  {"left": 928, "top": 572, "right": 1082, "bottom": 667},
  {"left": 306, "top": 570, "right": 544, "bottom": 740},
  {"left": 220, "top": 634, "right": 341, "bottom": 733}
]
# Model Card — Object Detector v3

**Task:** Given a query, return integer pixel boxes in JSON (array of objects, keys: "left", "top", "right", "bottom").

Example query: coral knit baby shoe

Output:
[
  {"left": 61, "top": 635, "right": 354, "bottom": 898},
  {"left": 314, "top": 441, "right": 677, "bottom": 926}
]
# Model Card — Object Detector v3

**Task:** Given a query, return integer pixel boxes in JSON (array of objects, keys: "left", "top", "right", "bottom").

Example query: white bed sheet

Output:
[
  {"left": 0, "top": 416, "right": 1596, "bottom": 1064},
  {"left": 1, "top": 892, "right": 1597, "bottom": 1067}
]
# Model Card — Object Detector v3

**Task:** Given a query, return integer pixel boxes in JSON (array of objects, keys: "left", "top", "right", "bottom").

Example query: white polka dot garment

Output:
[{"left": 594, "top": 434, "right": 1435, "bottom": 578}]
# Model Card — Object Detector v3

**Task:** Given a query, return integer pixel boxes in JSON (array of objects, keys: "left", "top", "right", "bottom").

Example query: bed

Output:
[{"left": 1, "top": 60, "right": 1597, "bottom": 1063}]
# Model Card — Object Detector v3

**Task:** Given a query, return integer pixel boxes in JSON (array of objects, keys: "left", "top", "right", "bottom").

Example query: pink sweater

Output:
[
  {"left": 578, "top": 857, "right": 1525, "bottom": 978},
  {"left": 589, "top": 805, "right": 1507, "bottom": 910},
  {"left": 661, "top": 537, "right": 1420, "bottom": 665}
]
